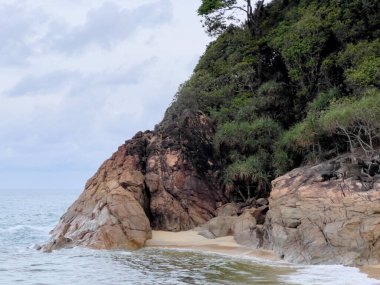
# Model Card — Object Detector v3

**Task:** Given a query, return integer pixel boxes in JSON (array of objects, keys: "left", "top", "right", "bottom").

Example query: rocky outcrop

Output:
[
  {"left": 263, "top": 160, "right": 380, "bottom": 266},
  {"left": 42, "top": 110, "right": 224, "bottom": 251}
]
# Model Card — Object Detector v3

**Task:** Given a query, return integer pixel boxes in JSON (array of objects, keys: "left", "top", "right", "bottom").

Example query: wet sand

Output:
[
  {"left": 360, "top": 265, "right": 380, "bottom": 280},
  {"left": 146, "top": 230, "right": 280, "bottom": 261}
]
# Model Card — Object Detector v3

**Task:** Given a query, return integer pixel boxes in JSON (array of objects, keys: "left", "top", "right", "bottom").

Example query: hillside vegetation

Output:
[{"left": 163, "top": 0, "right": 380, "bottom": 201}]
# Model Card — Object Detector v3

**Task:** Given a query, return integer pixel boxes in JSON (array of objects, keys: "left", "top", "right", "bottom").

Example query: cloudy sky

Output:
[{"left": 0, "top": 0, "right": 211, "bottom": 190}]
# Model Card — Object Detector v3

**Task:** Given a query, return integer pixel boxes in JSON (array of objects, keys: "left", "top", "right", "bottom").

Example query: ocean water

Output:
[{"left": 0, "top": 189, "right": 378, "bottom": 285}]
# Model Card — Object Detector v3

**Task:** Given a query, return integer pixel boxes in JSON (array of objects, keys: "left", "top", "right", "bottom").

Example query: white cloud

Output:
[
  {"left": 0, "top": 3, "right": 47, "bottom": 65},
  {"left": 0, "top": 0, "right": 210, "bottom": 190},
  {"left": 46, "top": 0, "right": 173, "bottom": 54}
]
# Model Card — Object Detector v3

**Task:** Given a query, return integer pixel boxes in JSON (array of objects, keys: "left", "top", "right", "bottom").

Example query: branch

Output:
[{"left": 227, "top": 5, "right": 248, "bottom": 13}]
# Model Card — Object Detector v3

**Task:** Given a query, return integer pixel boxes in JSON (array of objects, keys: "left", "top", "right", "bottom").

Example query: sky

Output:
[{"left": 0, "top": 0, "right": 211, "bottom": 190}]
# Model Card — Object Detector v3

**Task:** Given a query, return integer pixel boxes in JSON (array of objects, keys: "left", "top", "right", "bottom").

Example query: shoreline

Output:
[
  {"left": 146, "top": 230, "right": 380, "bottom": 281},
  {"left": 145, "top": 230, "right": 279, "bottom": 261},
  {"left": 360, "top": 265, "right": 380, "bottom": 280}
]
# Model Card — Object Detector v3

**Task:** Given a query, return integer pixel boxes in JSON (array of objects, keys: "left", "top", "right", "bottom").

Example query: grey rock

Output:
[
  {"left": 198, "top": 229, "right": 216, "bottom": 239},
  {"left": 256, "top": 198, "right": 268, "bottom": 206},
  {"left": 207, "top": 216, "right": 236, "bottom": 237},
  {"left": 232, "top": 211, "right": 257, "bottom": 246},
  {"left": 216, "top": 203, "right": 239, "bottom": 217}
]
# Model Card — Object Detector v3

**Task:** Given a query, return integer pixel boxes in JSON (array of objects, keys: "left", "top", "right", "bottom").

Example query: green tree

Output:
[
  {"left": 337, "top": 40, "right": 380, "bottom": 91},
  {"left": 197, "top": 0, "right": 264, "bottom": 36},
  {"left": 270, "top": 12, "right": 330, "bottom": 97},
  {"left": 214, "top": 118, "right": 282, "bottom": 157}
]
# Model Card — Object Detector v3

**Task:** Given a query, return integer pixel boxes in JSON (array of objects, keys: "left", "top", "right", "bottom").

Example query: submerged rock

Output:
[
  {"left": 263, "top": 163, "right": 380, "bottom": 266},
  {"left": 42, "top": 110, "right": 223, "bottom": 251}
]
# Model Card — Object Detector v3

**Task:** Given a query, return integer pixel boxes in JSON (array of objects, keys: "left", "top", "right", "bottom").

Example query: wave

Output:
[
  {"left": 0, "top": 224, "right": 53, "bottom": 234},
  {"left": 284, "top": 264, "right": 380, "bottom": 285},
  {"left": 145, "top": 247, "right": 379, "bottom": 285}
]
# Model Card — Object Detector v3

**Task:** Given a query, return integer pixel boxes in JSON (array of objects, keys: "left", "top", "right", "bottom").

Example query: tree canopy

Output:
[
  {"left": 165, "top": 0, "right": 380, "bottom": 201},
  {"left": 197, "top": 0, "right": 263, "bottom": 36}
]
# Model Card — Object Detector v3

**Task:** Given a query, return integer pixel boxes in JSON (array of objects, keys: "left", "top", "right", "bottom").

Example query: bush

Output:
[
  {"left": 254, "top": 80, "right": 293, "bottom": 125},
  {"left": 273, "top": 89, "right": 341, "bottom": 174},
  {"left": 224, "top": 156, "right": 269, "bottom": 200},
  {"left": 338, "top": 40, "right": 380, "bottom": 90},
  {"left": 214, "top": 117, "right": 283, "bottom": 155},
  {"left": 307, "top": 88, "right": 340, "bottom": 115},
  {"left": 319, "top": 88, "right": 380, "bottom": 157},
  {"left": 210, "top": 93, "right": 256, "bottom": 125}
]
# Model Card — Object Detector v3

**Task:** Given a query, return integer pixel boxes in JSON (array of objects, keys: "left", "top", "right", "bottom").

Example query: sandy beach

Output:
[
  {"left": 146, "top": 230, "right": 280, "bottom": 261},
  {"left": 147, "top": 230, "right": 380, "bottom": 282}
]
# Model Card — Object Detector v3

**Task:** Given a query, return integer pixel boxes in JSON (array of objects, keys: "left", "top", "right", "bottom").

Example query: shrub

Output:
[
  {"left": 214, "top": 117, "right": 283, "bottom": 155},
  {"left": 254, "top": 80, "right": 293, "bottom": 125},
  {"left": 307, "top": 88, "right": 340, "bottom": 115},
  {"left": 273, "top": 89, "right": 340, "bottom": 174},
  {"left": 224, "top": 156, "right": 269, "bottom": 200},
  {"left": 319, "top": 88, "right": 380, "bottom": 158},
  {"left": 338, "top": 40, "right": 380, "bottom": 90}
]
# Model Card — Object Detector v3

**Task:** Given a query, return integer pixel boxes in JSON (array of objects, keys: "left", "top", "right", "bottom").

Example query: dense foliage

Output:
[{"left": 164, "top": 0, "right": 380, "bottom": 201}]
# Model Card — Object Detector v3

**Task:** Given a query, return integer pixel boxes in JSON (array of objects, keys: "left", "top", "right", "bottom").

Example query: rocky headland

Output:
[
  {"left": 42, "top": 110, "right": 380, "bottom": 269},
  {"left": 42, "top": 110, "right": 224, "bottom": 252}
]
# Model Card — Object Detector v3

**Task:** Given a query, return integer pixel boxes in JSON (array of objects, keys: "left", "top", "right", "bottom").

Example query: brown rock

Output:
[
  {"left": 262, "top": 163, "right": 380, "bottom": 266},
  {"left": 41, "top": 164, "right": 152, "bottom": 252},
  {"left": 243, "top": 207, "right": 267, "bottom": 225}
]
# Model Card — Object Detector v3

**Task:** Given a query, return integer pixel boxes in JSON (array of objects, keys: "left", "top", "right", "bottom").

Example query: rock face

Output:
[
  {"left": 263, "top": 162, "right": 380, "bottom": 266},
  {"left": 42, "top": 110, "right": 223, "bottom": 251}
]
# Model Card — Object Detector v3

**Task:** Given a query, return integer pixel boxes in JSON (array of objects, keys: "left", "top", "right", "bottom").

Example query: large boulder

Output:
[
  {"left": 208, "top": 216, "right": 236, "bottom": 237},
  {"left": 263, "top": 162, "right": 380, "bottom": 266},
  {"left": 232, "top": 210, "right": 257, "bottom": 245},
  {"left": 42, "top": 110, "right": 224, "bottom": 251},
  {"left": 198, "top": 216, "right": 237, "bottom": 239}
]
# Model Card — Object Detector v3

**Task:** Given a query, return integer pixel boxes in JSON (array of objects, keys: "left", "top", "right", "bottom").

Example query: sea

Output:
[{"left": 0, "top": 189, "right": 378, "bottom": 285}]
